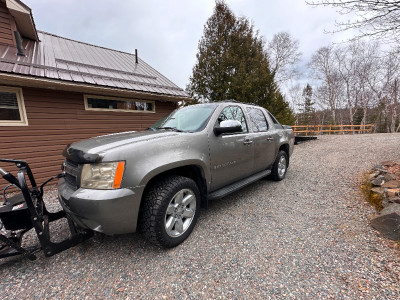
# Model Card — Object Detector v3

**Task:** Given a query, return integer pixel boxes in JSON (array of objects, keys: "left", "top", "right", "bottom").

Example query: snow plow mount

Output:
[{"left": 0, "top": 158, "right": 92, "bottom": 261}]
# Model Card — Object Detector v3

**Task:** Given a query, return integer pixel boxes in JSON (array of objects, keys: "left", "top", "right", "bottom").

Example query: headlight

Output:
[{"left": 80, "top": 161, "right": 125, "bottom": 189}]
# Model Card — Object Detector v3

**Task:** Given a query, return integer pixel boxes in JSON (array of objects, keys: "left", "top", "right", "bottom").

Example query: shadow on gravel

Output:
[{"left": 0, "top": 178, "right": 278, "bottom": 267}]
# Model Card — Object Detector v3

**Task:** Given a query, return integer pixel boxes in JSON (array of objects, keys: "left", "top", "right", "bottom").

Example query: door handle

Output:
[
  {"left": 266, "top": 137, "right": 273, "bottom": 141},
  {"left": 243, "top": 139, "right": 253, "bottom": 145}
]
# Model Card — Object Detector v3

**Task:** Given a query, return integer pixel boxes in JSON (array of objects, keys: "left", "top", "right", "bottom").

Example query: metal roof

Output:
[{"left": 0, "top": 31, "right": 190, "bottom": 98}]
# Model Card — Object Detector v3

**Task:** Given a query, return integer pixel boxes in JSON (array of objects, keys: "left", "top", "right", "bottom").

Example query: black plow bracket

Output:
[{"left": 0, "top": 158, "right": 93, "bottom": 261}]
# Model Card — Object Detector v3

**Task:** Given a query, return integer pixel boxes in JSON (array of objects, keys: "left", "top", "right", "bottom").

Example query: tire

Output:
[
  {"left": 270, "top": 150, "right": 288, "bottom": 181},
  {"left": 139, "top": 175, "right": 200, "bottom": 248}
]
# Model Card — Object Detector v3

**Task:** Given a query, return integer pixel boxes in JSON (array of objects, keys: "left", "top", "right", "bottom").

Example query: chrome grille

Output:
[{"left": 64, "top": 159, "right": 79, "bottom": 189}]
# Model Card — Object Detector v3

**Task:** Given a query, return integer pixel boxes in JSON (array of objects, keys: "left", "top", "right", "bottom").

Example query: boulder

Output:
[{"left": 370, "top": 204, "right": 400, "bottom": 241}]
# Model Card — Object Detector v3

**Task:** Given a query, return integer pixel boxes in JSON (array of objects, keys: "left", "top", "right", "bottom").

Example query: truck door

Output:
[
  {"left": 246, "top": 107, "right": 277, "bottom": 172},
  {"left": 209, "top": 105, "right": 254, "bottom": 191}
]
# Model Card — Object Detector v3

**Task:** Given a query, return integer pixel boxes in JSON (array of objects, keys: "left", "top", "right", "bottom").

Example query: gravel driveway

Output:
[{"left": 1, "top": 133, "right": 400, "bottom": 299}]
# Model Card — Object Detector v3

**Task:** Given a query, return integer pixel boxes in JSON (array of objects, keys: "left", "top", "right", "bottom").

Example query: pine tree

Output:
[
  {"left": 298, "top": 84, "right": 315, "bottom": 125},
  {"left": 187, "top": 1, "right": 294, "bottom": 124}
]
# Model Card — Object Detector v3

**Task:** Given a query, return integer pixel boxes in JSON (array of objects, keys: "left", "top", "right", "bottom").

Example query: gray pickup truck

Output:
[{"left": 58, "top": 101, "right": 294, "bottom": 247}]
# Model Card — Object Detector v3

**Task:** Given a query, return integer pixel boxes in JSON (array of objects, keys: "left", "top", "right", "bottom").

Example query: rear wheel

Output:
[
  {"left": 270, "top": 150, "right": 288, "bottom": 181},
  {"left": 139, "top": 176, "right": 200, "bottom": 248}
]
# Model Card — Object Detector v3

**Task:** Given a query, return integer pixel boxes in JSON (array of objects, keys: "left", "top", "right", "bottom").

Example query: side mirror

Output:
[{"left": 214, "top": 120, "right": 242, "bottom": 136}]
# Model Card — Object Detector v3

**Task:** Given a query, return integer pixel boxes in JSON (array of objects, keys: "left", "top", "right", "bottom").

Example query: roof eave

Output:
[{"left": 0, "top": 73, "right": 193, "bottom": 102}]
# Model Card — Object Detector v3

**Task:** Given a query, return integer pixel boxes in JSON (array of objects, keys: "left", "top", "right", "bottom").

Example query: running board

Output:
[{"left": 208, "top": 169, "right": 271, "bottom": 200}]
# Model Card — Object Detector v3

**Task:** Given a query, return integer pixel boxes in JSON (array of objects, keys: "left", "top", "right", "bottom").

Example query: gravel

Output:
[{"left": 1, "top": 133, "right": 400, "bottom": 299}]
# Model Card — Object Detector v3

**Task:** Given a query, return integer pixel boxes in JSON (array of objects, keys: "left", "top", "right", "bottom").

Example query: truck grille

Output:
[{"left": 64, "top": 159, "right": 79, "bottom": 189}]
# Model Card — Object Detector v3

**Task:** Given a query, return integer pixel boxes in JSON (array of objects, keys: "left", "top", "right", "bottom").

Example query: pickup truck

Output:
[{"left": 58, "top": 101, "right": 294, "bottom": 248}]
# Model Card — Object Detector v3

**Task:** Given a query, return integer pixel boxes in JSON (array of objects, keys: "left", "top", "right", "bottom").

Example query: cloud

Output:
[{"left": 24, "top": 0, "right": 356, "bottom": 90}]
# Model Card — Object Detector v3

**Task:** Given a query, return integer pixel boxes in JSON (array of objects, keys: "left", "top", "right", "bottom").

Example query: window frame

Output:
[
  {"left": 0, "top": 87, "right": 28, "bottom": 126},
  {"left": 84, "top": 95, "right": 155, "bottom": 113}
]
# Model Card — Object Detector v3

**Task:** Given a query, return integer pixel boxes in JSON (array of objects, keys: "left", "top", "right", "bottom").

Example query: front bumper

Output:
[{"left": 57, "top": 178, "right": 145, "bottom": 235}]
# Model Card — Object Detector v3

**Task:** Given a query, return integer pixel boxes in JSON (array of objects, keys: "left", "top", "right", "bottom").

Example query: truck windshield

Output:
[{"left": 151, "top": 104, "right": 217, "bottom": 132}]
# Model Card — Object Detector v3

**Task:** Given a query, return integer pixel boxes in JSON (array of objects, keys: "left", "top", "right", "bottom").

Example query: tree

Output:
[
  {"left": 298, "top": 84, "right": 315, "bottom": 125},
  {"left": 306, "top": 0, "right": 400, "bottom": 43},
  {"left": 309, "top": 45, "right": 344, "bottom": 123},
  {"left": 267, "top": 32, "right": 302, "bottom": 86},
  {"left": 187, "top": 1, "right": 294, "bottom": 124}
]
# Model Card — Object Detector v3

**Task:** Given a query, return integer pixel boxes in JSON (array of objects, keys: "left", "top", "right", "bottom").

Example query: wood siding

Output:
[
  {"left": 0, "top": 87, "right": 176, "bottom": 187},
  {"left": 0, "top": 2, "right": 15, "bottom": 46}
]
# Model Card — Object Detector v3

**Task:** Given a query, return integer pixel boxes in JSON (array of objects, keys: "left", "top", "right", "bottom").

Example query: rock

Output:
[
  {"left": 381, "top": 160, "right": 396, "bottom": 167},
  {"left": 382, "top": 198, "right": 400, "bottom": 208},
  {"left": 386, "top": 188, "right": 400, "bottom": 198},
  {"left": 384, "top": 174, "right": 397, "bottom": 181},
  {"left": 371, "top": 187, "right": 385, "bottom": 196},
  {"left": 382, "top": 180, "right": 400, "bottom": 188},
  {"left": 371, "top": 175, "right": 385, "bottom": 186},
  {"left": 390, "top": 197, "right": 400, "bottom": 204},
  {"left": 373, "top": 164, "right": 384, "bottom": 170},
  {"left": 369, "top": 171, "right": 380, "bottom": 179},
  {"left": 370, "top": 204, "right": 400, "bottom": 241},
  {"left": 381, "top": 203, "right": 400, "bottom": 215}
]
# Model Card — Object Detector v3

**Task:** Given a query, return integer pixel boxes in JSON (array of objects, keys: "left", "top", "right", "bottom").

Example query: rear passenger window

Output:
[
  {"left": 246, "top": 107, "right": 268, "bottom": 132},
  {"left": 268, "top": 112, "right": 284, "bottom": 129}
]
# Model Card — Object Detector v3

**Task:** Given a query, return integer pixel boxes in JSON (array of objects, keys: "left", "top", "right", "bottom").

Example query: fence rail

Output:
[{"left": 291, "top": 124, "right": 374, "bottom": 136}]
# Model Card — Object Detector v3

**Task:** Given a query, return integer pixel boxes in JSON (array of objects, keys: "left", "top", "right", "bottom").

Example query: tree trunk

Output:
[{"left": 390, "top": 79, "right": 398, "bottom": 133}]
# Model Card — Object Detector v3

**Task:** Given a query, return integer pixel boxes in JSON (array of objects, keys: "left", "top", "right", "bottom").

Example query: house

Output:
[{"left": 0, "top": 0, "right": 191, "bottom": 184}]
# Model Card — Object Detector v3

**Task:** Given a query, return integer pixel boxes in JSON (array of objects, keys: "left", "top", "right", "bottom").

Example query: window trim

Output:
[
  {"left": 84, "top": 95, "right": 155, "bottom": 113},
  {"left": 0, "top": 87, "right": 28, "bottom": 126}
]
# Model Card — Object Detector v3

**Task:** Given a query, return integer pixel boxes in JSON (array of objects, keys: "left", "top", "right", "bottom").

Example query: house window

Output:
[
  {"left": 84, "top": 95, "right": 155, "bottom": 113},
  {"left": 0, "top": 87, "right": 28, "bottom": 126}
]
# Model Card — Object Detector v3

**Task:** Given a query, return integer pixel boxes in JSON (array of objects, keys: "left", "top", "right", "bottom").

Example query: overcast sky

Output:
[{"left": 24, "top": 0, "right": 353, "bottom": 92}]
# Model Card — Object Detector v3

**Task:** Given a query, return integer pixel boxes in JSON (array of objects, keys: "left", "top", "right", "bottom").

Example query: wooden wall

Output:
[
  {"left": 0, "top": 87, "right": 176, "bottom": 188},
  {"left": 0, "top": 2, "right": 15, "bottom": 46}
]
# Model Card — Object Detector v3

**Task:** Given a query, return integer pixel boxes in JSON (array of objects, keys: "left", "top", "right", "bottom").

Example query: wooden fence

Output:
[{"left": 291, "top": 124, "right": 374, "bottom": 136}]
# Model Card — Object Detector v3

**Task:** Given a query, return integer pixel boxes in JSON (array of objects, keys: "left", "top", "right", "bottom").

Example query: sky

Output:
[{"left": 23, "top": 0, "right": 354, "bottom": 93}]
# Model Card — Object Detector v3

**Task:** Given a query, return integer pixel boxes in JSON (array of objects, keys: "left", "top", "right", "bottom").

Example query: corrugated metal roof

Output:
[{"left": 0, "top": 31, "right": 190, "bottom": 98}]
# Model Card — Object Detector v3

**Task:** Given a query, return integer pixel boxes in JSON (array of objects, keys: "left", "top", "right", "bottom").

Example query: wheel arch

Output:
[
  {"left": 278, "top": 143, "right": 290, "bottom": 166},
  {"left": 140, "top": 164, "right": 208, "bottom": 210}
]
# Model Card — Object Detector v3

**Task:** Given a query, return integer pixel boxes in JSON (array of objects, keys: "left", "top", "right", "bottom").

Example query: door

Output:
[
  {"left": 246, "top": 107, "right": 277, "bottom": 172},
  {"left": 209, "top": 105, "right": 254, "bottom": 190}
]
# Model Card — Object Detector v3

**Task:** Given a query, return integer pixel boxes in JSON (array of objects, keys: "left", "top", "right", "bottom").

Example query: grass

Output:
[{"left": 361, "top": 173, "right": 384, "bottom": 211}]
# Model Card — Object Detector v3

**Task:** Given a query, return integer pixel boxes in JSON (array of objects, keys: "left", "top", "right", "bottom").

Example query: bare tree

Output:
[
  {"left": 381, "top": 51, "right": 400, "bottom": 132},
  {"left": 287, "top": 84, "right": 303, "bottom": 123},
  {"left": 267, "top": 32, "right": 302, "bottom": 86},
  {"left": 306, "top": 0, "right": 400, "bottom": 43},
  {"left": 334, "top": 43, "right": 359, "bottom": 125},
  {"left": 309, "top": 45, "right": 344, "bottom": 123}
]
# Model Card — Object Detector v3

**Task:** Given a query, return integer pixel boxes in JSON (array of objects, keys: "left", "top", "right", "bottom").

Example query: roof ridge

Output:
[{"left": 37, "top": 30, "right": 136, "bottom": 56}]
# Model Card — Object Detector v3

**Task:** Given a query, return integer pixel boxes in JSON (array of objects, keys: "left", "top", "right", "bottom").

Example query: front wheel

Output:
[
  {"left": 270, "top": 150, "right": 288, "bottom": 181},
  {"left": 139, "top": 176, "right": 200, "bottom": 248}
]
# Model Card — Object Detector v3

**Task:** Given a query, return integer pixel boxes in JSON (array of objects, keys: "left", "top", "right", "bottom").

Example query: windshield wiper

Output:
[{"left": 157, "top": 127, "right": 184, "bottom": 132}]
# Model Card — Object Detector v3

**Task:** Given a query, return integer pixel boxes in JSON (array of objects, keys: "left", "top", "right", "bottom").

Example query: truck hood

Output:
[{"left": 63, "top": 130, "right": 180, "bottom": 163}]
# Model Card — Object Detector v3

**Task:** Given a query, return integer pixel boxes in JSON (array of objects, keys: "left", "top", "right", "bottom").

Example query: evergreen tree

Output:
[
  {"left": 187, "top": 1, "right": 294, "bottom": 124},
  {"left": 298, "top": 84, "right": 315, "bottom": 124}
]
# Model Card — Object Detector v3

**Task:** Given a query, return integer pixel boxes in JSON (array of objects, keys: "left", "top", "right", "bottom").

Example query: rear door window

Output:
[{"left": 246, "top": 107, "right": 269, "bottom": 132}]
